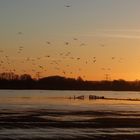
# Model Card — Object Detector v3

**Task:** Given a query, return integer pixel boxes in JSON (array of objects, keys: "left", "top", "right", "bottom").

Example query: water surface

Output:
[{"left": 0, "top": 90, "right": 140, "bottom": 140}]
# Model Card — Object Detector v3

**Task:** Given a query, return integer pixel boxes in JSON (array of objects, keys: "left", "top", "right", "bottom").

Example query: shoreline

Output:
[{"left": 1, "top": 89, "right": 140, "bottom": 92}]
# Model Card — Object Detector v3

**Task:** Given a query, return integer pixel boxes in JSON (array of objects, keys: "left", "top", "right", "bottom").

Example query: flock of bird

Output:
[
  {"left": 0, "top": 31, "right": 125, "bottom": 80},
  {"left": 0, "top": 1, "right": 125, "bottom": 80}
]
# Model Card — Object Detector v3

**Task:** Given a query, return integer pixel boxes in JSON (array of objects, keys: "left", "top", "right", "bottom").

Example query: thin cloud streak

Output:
[
  {"left": 83, "top": 33, "right": 140, "bottom": 39},
  {"left": 82, "top": 28, "right": 140, "bottom": 39},
  {"left": 99, "top": 29, "right": 140, "bottom": 33}
]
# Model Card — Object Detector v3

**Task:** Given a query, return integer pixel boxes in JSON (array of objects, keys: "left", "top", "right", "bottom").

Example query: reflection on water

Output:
[
  {"left": 0, "top": 108, "right": 140, "bottom": 139},
  {"left": 0, "top": 90, "right": 140, "bottom": 139},
  {"left": 1, "top": 128, "right": 140, "bottom": 140},
  {"left": 0, "top": 90, "right": 140, "bottom": 111}
]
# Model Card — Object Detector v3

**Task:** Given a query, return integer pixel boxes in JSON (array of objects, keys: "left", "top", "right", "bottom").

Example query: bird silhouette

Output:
[
  {"left": 18, "top": 32, "right": 23, "bottom": 35},
  {"left": 64, "top": 4, "right": 71, "bottom": 8},
  {"left": 80, "top": 43, "right": 86, "bottom": 46},
  {"left": 111, "top": 57, "right": 115, "bottom": 60},
  {"left": 73, "top": 38, "right": 78, "bottom": 41},
  {"left": 65, "top": 42, "right": 69, "bottom": 45},
  {"left": 46, "top": 41, "right": 51, "bottom": 45}
]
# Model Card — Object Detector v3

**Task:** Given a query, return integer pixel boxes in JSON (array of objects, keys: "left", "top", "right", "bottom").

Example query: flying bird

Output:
[
  {"left": 65, "top": 42, "right": 69, "bottom": 45},
  {"left": 93, "top": 60, "right": 96, "bottom": 63},
  {"left": 64, "top": 0, "right": 72, "bottom": 8},
  {"left": 46, "top": 41, "right": 51, "bottom": 45},
  {"left": 73, "top": 38, "right": 78, "bottom": 41},
  {"left": 64, "top": 4, "right": 72, "bottom": 8},
  {"left": 111, "top": 57, "right": 115, "bottom": 60},
  {"left": 80, "top": 43, "right": 86, "bottom": 46},
  {"left": 18, "top": 32, "right": 23, "bottom": 35},
  {"left": 100, "top": 44, "right": 105, "bottom": 47}
]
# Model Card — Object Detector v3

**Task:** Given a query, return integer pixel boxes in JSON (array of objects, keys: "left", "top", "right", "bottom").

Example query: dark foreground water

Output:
[{"left": 0, "top": 90, "right": 140, "bottom": 140}]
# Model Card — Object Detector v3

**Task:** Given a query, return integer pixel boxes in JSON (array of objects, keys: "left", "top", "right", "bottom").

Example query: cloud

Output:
[
  {"left": 100, "top": 29, "right": 140, "bottom": 33},
  {"left": 82, "top": 30, "right": 140, "bottom": 39},
  {"left": 94, "top": 33, "right": 140, "bottom": 39}
]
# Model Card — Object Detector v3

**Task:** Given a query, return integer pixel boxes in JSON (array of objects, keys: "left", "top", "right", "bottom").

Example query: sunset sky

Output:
[{"left": 1, "top": 0, "right": 140, "bottom": 80}]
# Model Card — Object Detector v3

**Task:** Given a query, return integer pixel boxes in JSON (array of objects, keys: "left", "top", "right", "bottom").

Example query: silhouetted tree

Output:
[
  {"left": 77, "top": 76, "right": 84, "bottom": 82},
  {"left": 0, "top": 72, "right": 140, "bottom": 90},
  {"left": 20, "top": 74, "right": 32, "bottom": 81},
  {"left": 0, "top": 72, "right": 19, "bottom": 80}
]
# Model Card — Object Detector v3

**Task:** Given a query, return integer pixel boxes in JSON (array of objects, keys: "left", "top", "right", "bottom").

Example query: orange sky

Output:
[{"left": 1, "top": 0, "right": 140, "bottom": 80}]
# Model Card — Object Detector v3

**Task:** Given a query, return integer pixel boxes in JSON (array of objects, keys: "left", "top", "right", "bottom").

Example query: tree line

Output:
[{"left": 0, "top": 72, "right": 140, "bottom": 91}]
